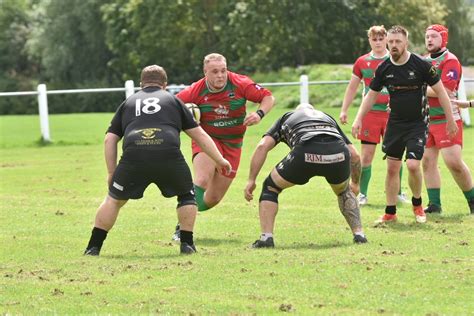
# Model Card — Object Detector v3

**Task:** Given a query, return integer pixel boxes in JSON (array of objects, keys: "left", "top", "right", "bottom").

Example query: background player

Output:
[
  {"left": 422, "top": 24, "right": 474, "bottom": 214},
  {"left": 340, "top": 25, "right": 407, "bottom": 205}
]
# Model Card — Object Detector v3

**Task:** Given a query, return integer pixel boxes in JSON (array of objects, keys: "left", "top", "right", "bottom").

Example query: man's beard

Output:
[
  {"left": 427, "top": 45, "right": 441, "bottom": 54},
  {"left": 390, "top": 47, "right": 404, "bottom": 62}
]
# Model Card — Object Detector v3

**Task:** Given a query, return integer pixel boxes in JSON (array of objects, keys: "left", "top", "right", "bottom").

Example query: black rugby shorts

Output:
[
  {"left": 108, "top": 154, "right": 193, "bottom": 200},
  {"left": 275, "top": 136, "right": 350, "bottom": 185}
]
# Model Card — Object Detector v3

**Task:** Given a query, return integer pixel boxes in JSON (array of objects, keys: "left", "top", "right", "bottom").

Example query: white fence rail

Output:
[{"left": 0, "top": 75, "right": 473, "bottom": 142}]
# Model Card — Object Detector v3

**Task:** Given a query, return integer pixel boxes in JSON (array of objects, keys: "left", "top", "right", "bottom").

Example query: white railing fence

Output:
[{"left": 0, "top": 75, "right": 472, "bottom": 142}]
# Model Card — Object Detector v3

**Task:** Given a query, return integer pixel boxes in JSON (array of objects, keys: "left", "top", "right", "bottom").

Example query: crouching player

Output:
[{"left": 244, "top": 103, "right": 367, "bottom": 248}]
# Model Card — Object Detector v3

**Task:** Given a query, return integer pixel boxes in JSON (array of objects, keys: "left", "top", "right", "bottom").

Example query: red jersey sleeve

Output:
[
  {"left": 352, "top": 56, "right": 363, "bottom": 79},
  {"left": 440, "top": 59, "right": 461, "bottom": 92},
  {"left": 176, "top": 79, "right": 205, "bottom": 103},
  {"left": 230, "top": 72, "right": 272, "bottom": 103}
]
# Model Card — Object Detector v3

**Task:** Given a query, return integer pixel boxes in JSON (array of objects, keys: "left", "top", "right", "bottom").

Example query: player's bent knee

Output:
[
  {"left": 259, "top": 175, "right": 282, "bottom": 203},
  {"left": 177, "top": 192, "right": 197, "bottom": 208}
]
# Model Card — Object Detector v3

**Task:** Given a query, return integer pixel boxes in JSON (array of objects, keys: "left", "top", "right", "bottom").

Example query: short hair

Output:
[
  {"left": 140, "top": 65, "right": 167, "bottom": 88},
  {"left": 388, "top": 25, "right": 409, "bottom": 39},
  {"left": 367, "top": 25, "right": 387, "bottom": 38},
  {"left": 203, "top": 53, "right": 227, "bottom": 67}
]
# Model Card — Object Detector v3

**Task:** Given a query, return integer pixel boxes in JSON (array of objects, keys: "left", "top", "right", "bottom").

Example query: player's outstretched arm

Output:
[
  {"left": 244, "top": 95, "right": 275, "bottom": 126},
  {"left": 244, "top": 136, "right": 276, "bottom": 201},
  {"left": 352, "top": 89, "right": 379, "bottom": 138},
  {"left": 452, "top": 99, "right": 473, "bottom": 109},
  {"left": 340, "top": 76, "right": 361, "bottom": 124},
  {"left": 104, "top": 133, "right": 120, "bottom": 186},
  {"left": 185, "top": 127, "right": 232, "bottom": 175}
]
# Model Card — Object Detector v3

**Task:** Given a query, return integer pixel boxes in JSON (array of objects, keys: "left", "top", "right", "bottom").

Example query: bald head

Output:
[
  {"left": 296, "top": 103, "right": 315, "bottom": 111},
  {"left": 140, "top": 65, "right": 167, "bottom": 88}
]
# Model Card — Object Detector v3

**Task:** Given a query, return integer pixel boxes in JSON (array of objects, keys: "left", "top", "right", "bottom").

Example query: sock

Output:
[
  {"left": 385, "top": 205, "right": 397, "bottom": 215},
  {"left": 260, "top": 233, "right": 273, "bottom": 241},
  {"left": 354, "top": 231, "right": 365, "bottom": 237},
  {"left": 360, "top": 165, "right": 372, "bottom": 196},
  {"left": 194, "top": 184, "right": 210, "bottom": 212},
  {"left": 412, "top": 196, "right": 422, "bottom": 207},
  {"left": 427, "top": 188, "right": 441, "bottom": 206},
  {"left": 86, "top": 227, "right": 108, "bottom": 250},
  {"left": 398, "top": 166, "right": 404, "bottom": 195},
  {"left": 463, "top": 188, "right": 474, "bottom": 200},
  {"left": 180, "top": 230, "right": 194, "bottom": 245}
]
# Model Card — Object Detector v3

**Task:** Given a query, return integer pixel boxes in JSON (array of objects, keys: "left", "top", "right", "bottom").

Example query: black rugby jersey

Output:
[
  {"left": 370, "top": 53, "right": 439, "bottom": 122},
  {"left": 265, "top": 108, "right": 351, "bottom": 148},
  {"left": 107, "top": 87, "right": 198, "bottom": 156}
]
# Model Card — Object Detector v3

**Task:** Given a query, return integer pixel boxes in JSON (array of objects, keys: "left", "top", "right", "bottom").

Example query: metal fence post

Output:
[
  {"left": 300, "top": 75, "right": 309, "bottom": 104},
  {"left": 125, "top": 80, "right": 135, "bottom": 98},
  {"left": 37, "top": 84, "right": 51, "bottom": 142}
]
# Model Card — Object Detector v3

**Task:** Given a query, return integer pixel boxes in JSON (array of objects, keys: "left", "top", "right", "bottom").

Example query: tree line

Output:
[{"left": 1, "top": 0, "right": 472, "bottom": 114}]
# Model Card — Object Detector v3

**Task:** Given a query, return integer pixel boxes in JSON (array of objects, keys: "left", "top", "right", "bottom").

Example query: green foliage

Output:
[
  {"left": 442, "top": 0, "right": 474, "bottom": 64},
  {"left": 1, "top": 0, "right": 473, "bottom": 115}
]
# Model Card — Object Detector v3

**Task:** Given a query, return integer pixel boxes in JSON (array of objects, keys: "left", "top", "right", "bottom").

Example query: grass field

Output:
[{"left": 1, "top": 105, "right": 473, "bottom": 314}]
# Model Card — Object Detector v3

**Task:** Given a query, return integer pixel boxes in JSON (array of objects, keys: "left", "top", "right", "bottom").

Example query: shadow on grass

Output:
[
  {"left": 277, "top": 241, "right": 352, "bottom": 250},
  {"left": 196, "top": 237, "right": 243, "bottom": 246},
  {"left": 428, "top": 213, "right": 469, "bottom": 223}
]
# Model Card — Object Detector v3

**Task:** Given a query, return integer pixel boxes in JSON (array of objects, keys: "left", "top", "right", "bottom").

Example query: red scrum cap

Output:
[{"left": 426, "top": 24, "right": 448, "bottom": 48}]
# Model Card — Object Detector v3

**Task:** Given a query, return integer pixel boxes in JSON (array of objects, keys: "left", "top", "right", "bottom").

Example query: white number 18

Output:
[{"left": 135, "top": 97, "right": 161, "bottom": 116}]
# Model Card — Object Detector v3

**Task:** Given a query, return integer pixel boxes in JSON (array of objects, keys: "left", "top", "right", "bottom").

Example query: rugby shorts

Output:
[{"left": 275, "top": 136, "right": 350, "bottom": 185}]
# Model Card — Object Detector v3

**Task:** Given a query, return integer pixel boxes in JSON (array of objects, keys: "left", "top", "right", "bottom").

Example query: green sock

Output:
[
  {"left": 462, "top": 187, "right": 474, "bottom": 200},
  {"left": 427, "top": 188, "right": 441, "bottom": 206},
  {"left": 194, "top": 184, "right": 210, "bottom": 212},
  {"left": 360, "top": 165, "right": 371, "bottom": 196},
  {"left": 398, "top": 166, "right": 403, "bottom": 195}
]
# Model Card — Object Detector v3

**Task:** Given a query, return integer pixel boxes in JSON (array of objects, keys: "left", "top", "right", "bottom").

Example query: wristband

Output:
[{"left": 256, "top": 109, "right": 265, "bottom": 119}]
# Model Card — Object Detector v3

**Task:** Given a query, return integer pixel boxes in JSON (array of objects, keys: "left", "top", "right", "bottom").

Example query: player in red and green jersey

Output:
[
  {"left": 340, "top": 25, "right": 407, "bottom": 206},
  {"left": 422, "top": 24, "right": 474, "bottom": 215},
  {"left": 172, "top": 53, "right": 275, "bottom": 239}
]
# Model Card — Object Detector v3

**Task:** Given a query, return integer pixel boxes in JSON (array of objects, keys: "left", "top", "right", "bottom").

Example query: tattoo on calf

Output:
[
  {"left": 351, "top": 159, "right": 361, "bottom": 185},
  {"left": 337, "top": 187, "right": 362, "bottom": 230}
]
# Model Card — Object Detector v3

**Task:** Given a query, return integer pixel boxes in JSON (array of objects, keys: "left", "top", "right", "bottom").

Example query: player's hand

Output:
[
  {"left": 451, "top": 99, "right": 468, "bottom": 109},
  {"left": 216, "top": 158, "right": 232, "bottom": 176},
  {"left": 351, "top": 119, "right": 362, "bottom": 139},
  {"left": 339, "top": 111, "right": 348, "bottom": 124},
  {"left": 244, "top": 180, "right": 256, "bottom": 202},
  {"left": 243, "top": 112, "right": 261, "bottom": 126},
  {"left": 446, "top": 120, "right": 458, "bottom": 138}
]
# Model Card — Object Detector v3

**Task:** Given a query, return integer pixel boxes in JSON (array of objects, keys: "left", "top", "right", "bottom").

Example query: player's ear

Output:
[{"left": 139, "top": 81, "right": 143, "bottom": 88}]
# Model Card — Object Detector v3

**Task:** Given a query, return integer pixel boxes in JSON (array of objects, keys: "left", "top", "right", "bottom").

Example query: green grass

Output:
[{"left": 1, "top": 103, "right": 473, "bottom": 314}]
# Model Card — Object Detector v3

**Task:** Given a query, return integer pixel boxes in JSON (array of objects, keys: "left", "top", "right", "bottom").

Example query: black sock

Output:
[
  {"left": 412, "top": 196, "right": 422, "bottom": 206},
  {"left": 86, "top": 227, "right": 108, "bottom": 250},
  {"left": 180, "top": 230, "right": 193, "bottom": 246},
  {"left": 385, "top": 205, "right": 397, "bottom": 215}
]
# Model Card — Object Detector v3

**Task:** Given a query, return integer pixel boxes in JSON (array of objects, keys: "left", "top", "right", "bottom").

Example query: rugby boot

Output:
[
  {"left": 84, "top": 247, "right": 100, "bottom": 256},
  {"left": 413, "top": 205, "right": 427, "bottom": 223},
  {"left": 358, "top": 194, "right": 368, "bottom": 206},
  {"left": 353, "top": 234, "right": 368, "bottom": 243},
  {"left": 374, "top": 213, "right": 398, "bottom": 225},
  {"left": 171, "top": 223, "right": 180, "bottom": 242},
  {"left": 424, "top": 203, "right": 442, "bottom": 214},
  {"left": 251, "top": 237, "right": 275, "bottom": 248},
  {"left": 468, "top": 198, "right": 474, "bottom": 215},
  {"left": 180, "top": 242, "right": 197, "bottom": 254}
]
